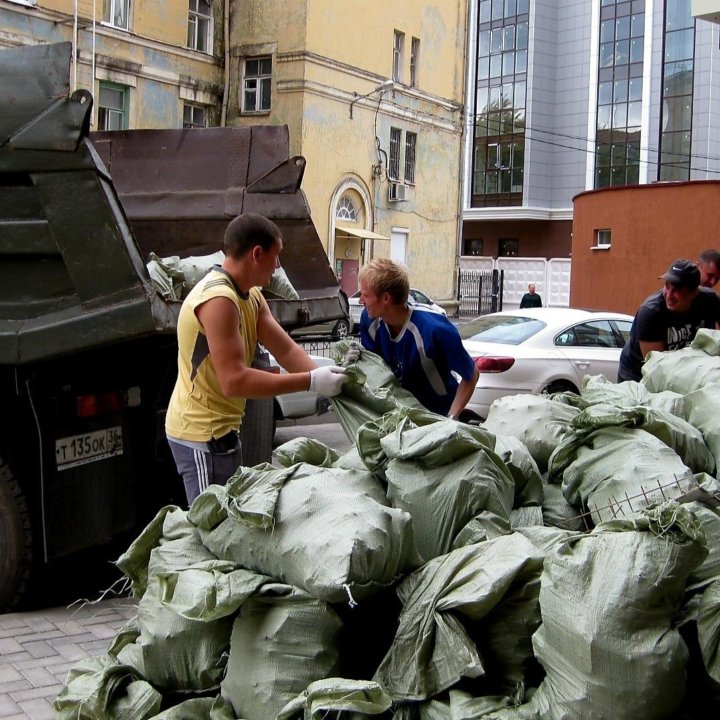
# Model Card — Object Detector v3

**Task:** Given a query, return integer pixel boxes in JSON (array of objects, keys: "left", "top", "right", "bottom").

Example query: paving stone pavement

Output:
[{"left": 0, "top": 597, "right": 138, "bottom": 719}]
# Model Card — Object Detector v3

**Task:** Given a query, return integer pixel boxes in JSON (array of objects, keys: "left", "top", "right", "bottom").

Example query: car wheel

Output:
[
  {"left": 333, "top": 319, "right": 350, "bottom": 339},
  {"left": 0, "top": 456, "right": 33, "bottom": 612},
  {"left": 542, "top": 380, "right": 578, "bottom": 396}
]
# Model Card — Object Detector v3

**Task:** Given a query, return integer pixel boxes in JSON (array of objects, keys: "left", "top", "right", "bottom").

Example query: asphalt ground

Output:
[{"left": 0, "top": 418, "right": 351, "bottom": 720}]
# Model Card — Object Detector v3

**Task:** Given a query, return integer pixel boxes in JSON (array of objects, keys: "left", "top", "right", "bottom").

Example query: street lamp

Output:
[{"left": 349, "top": 80, "right": 395, "bottom": 119}]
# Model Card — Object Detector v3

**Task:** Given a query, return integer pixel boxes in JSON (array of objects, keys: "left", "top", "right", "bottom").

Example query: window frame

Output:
[
  {"left": 410, "top": 37, "right": 420, "bottom": 87},
  {"left": 389, "top": 127, "right": 402, "bottom": 181},
  {"left": 242, "top": 56, "right": 273, "bottom": 114},
  {"left": 393, "top": 30, "right": 405, "bottom": 84},
  {"left": 97, "top": 81, "right": 129, "bottom": 131},
  {"left": 594, "top": 228, "right": 612, "bottom": 248},
  {"left": 187, "top": 0, "right": 213, "bottom": 54},
  {"left": 103, "top": 0, "right": 131, "bottom": 31},
  {"left": 183, "top": 103, "right": 207, "bottom": 129},
  {"left": 404, "top": 131, "right": 417, "bottom": 185}
]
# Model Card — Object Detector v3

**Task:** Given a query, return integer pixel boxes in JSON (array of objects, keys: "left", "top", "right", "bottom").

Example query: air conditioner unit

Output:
[{"left": 388, "top": 182, "right": 408, "bottom": 202}]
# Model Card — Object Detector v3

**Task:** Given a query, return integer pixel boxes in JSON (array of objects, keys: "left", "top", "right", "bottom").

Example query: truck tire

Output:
[{"left": 0, "top": 457, "right": 33, "bottom": 612}]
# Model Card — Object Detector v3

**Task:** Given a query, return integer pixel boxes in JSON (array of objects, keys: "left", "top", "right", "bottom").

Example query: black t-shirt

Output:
[{"left": 618, "top": 288, "right": 720, "bottom": 381}]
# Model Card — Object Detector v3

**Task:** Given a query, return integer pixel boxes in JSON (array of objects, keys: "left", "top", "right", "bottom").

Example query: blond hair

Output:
[{"left": 358, "top": 258, "right": 410, "bottom": 304}]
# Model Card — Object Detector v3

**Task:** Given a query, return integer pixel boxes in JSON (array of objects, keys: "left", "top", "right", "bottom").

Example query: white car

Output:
[
  {"left": 459, "top": 307, "right": 634, "bottom": 419},
  {"left": 348, "top": 288, "right": 447, "bottom": 325},
  {"left": 269, "top": 352, "right": 336, "bottom": 432}
]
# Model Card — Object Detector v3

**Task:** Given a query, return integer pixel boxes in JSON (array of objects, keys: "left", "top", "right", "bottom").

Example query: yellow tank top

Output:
[{"left": 165, "top": 268, "right": 266, "bottom": 442}]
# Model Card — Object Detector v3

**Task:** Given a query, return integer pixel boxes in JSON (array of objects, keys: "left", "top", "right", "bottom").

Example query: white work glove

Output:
[
  {"left": 309, "top": 365, "right": 348, "bottom": 397},
  {"left": 344, "top": 340, "right": 362, "bottom": 365}
]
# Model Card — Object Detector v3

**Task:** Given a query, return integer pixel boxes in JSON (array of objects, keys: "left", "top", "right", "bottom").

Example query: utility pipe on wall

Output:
[{"left": 221, "top": 0, "right": 230, "bottom": 126}]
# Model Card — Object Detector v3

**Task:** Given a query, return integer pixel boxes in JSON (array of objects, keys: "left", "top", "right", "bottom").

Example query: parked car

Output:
[
  {"left": 348, "top": 288, "right": 447, "bottom": 324},
  {"left": 269, "top": 352, "right": 336, "bottom": 434},
  {"left": 459, "top": 307, "right": 634, "bottom": 418},
  {"left": 289, "top": 313, "right": 353, "bottom": 340}
]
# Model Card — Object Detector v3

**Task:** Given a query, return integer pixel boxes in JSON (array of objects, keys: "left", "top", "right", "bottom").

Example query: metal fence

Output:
[
  {"left": 457, "top": 268, "right": 504, "bottom": 317},
  {"left": 294, "top": 337, "right": 341, "bottom": 360}
]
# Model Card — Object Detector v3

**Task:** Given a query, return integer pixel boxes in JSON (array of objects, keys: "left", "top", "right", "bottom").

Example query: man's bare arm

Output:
[{"left": 197, "top": 297, "right": 311, "bottom": 397}]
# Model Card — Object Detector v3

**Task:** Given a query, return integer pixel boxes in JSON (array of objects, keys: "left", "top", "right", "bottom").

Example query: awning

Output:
[{"left": 336, "top": 227, "right": 389, "bottom": 240}]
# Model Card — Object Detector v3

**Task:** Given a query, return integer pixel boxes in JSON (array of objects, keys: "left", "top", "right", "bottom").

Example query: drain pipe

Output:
[{"left": 220, "top": 0, "right": 230, "bottom": 126}]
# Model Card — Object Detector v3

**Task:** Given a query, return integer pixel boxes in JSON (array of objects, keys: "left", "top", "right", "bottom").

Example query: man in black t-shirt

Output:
[
  {"left": 618, "top": 259, "right": 720, "bottom": 382},
  {"left": 519, "top": 283, "right": 542, "bottom": 309}
]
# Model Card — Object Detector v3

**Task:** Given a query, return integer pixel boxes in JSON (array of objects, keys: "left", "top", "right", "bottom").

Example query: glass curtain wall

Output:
[
  {"left": 595, "top": 0, "right": 645, "bottom": 188},
  {"left": 658, "top": 0, "right": 694, "bottom": 180},
  {"left": 471, "top": 0, "right": 529, "bottom": 207}
]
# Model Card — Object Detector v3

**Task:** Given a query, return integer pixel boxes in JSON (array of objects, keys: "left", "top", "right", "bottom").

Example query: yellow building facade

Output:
[
  {"left": 226, "top": 0, "right": 468, "bottom": 301},
  {"left": 0, "top": 0, "right": 222, "bottom": 130},
  {"left": 2, "top": 0, "right": 468, "bottom": 301}
]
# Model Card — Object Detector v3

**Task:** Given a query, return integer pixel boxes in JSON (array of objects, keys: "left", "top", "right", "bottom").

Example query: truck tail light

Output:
[
  {"left": 76, "top": 388, "right": 139, "bottom": 417},
  {"left": 474, "top": 356, "right": 515, "bottom": 373}
]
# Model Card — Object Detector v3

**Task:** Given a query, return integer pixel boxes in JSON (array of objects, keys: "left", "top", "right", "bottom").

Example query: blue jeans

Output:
[{"left": 167, "top": 432, "right": 243, "bottom": 507}]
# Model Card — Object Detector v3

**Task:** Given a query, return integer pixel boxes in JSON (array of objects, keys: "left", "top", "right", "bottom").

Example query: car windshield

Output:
[{"left": 459, "top": 315, "right": 546, "bottom": 345}]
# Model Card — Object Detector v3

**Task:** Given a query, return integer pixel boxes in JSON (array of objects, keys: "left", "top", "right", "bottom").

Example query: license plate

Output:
[{"left": 55, "top": 427, "right": 124, "bottom": 471}]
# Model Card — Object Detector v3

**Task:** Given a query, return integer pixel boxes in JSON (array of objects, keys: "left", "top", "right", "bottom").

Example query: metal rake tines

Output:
[{"left": 591, "top": 476, "right": 687, "bottom": 523}]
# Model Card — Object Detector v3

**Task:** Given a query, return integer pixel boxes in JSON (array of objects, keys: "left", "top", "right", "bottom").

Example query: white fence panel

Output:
[
  {"left": 546, "top": 258, "right": 572, "bottom": 307},
  {"left": 496, "top": 257, "right": 548, "bottom": 307}
]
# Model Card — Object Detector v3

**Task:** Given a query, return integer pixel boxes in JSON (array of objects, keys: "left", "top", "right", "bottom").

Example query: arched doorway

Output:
[{"left": 328, "top": 177, "right": 382, "bottom": 296}]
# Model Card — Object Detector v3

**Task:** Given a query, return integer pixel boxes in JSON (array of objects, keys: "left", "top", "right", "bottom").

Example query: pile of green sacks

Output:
[{"left": 55, "top": 332, "right": 720, "bottom": 719}]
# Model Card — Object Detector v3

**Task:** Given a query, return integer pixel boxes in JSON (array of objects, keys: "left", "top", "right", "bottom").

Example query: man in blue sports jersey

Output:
[{"left": 354, "top": 258, "right": 479, "bottom": 419}]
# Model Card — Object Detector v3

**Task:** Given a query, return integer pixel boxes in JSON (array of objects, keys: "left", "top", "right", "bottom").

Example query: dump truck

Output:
[{"left": 0, "top": 42, "right": 348, "bottom": 611}]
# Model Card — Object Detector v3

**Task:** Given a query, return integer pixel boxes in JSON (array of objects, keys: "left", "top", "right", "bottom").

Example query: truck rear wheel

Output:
[{"left": 0, "top": 458, "right": 33, "bottom": 612}]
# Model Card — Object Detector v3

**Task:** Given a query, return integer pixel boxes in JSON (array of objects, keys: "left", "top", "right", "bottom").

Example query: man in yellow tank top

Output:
[{"left": 166, "top": 213, "right": 348, "bottom": 505}]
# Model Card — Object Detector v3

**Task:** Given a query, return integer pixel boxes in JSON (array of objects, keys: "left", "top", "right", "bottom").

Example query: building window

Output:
[
  {"left": 404, "top": 132, "right": 417, "bottom": 184},
  {"left": 183, "top": 104, "right": 207, "bottom": 128},
  {"left": 658, "top": 0, "right": 694, "bottom": 181},
  {"left": 242, "top": 57, "right": 272, "bottom": 113},
  {"left": 393, "top": 30, "right": 405, "bottom": 83},
  {"left": 472, "top": 0, "right": 528, "bottom": 207},
  {"left": 336, "top": 196, "right": 359, "bottom": 221},
  {"left": 594, "top": 0, "right": 645, "bottom": 188},
  {"left": 98, "top": 82, "right": 128, "bottom": 130},
  {"left": 498, "top": 238, "right": 519, "bottom": 257},
  {"left": 594, "top": 229, "right": 612, "bottom": 248},
  {"left": 188, "top": 0, "right": 212, "bottom": 53},
  {"left": 463, "top": 238, "right": 484, "bottom": 256},
  {"left": 389, "top": 127, "right": 402, "bottom": 180},
  {"left": 103, "top": 0, "right": 130, "bottom": 30},
  {"left": 410, "top": 37, "right": 420, "bottom": 87}
]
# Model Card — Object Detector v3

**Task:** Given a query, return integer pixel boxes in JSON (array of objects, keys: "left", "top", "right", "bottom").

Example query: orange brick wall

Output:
[{"left": 571, "top": 181, "right": 720, "bottom": 315}]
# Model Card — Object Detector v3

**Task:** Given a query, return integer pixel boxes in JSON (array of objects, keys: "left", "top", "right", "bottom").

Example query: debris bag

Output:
[
  {"left": 198, "top": 462, "right": 422, "bottom": 603},
  {"left": 540, "top": 481, "right": 586, "bottom": 531},
  {"left": 682, "top": 479, "right": 720, "bottom": 592},
  {"left": 116, "top": 505, "right": 178, "bottom": 598},
  {"left": 331, "top": 339, "right": 423, "bottom": 441},
  {"left": 401, "top": 688, "right": 523, "bottom": 720},
  {"left": 148, "top": 696, "right": 235, "bottom": 719},
  {"left": 509, "top": 506, "right": 544, "bottom": 529},
  {"left": 146, "top": 254, "right": 185, "bottom": 301},
  {"left": 135, "top": 509, "right": 240, "bottom": 693},
  {"left": 481, "top": 395, "right": 579, "bottom": 473},
  {"left": 641, "top": 329, "right": 720, "bottom": 394},
  {"left": 276, "top": 678, "right": 392, "bottom": 720},
  {"left": 379, "top": 414, "right": 515, "bottom": 560},
  {"left": 493, "top": 503, "right": 708, "bottom": 720},
  {"left": 221, "top": 583, "right": 343, "bottom": 720},
  {"left": 273, "top": 436, "right": 341, "bottom": 468},
  {"left": 264, "top": 266, "right": 300, "bottom": 299},
  {"left": 697, "top": 579, "right": 720, "bottom": 685},
  {"left": 685, "top": 381, "right": 720, "bottom": 476},
  {"left": 375, "top": 534, "right": 543, "bottom": 702},
  {"left": 493, "top": 434, "right": 544, "bottom": 508},
  {"left": 54, "top": 655, "right": 161, "bottom": 720},
  {"left": 580, "top": 374, "right": 685, "bottom": 416},
  {"left": 549, "top": 403, "right": 715, "bottom": 478}
]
